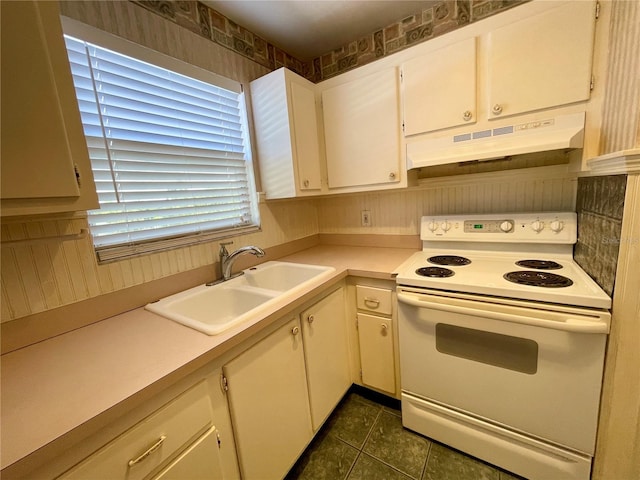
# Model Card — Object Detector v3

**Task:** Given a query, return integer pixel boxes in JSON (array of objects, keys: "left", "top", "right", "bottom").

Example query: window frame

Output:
[{"left": 61, "top": 16, "right": 261, "bottom": 263}]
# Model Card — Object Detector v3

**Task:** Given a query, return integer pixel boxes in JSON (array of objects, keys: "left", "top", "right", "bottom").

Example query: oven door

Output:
[{"left": 397, "top": 287, "right": 609, "bottom": 455}]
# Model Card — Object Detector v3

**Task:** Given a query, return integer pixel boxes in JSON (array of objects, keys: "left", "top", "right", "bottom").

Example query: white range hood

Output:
[{"left": 406, "top": 111, "right": 585, "bottom": 169}]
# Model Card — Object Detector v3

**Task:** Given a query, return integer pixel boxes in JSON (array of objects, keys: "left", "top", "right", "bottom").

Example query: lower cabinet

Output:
[
  {"left": 153, "top": 427, "right": 223, "bottom": 480},
  {"left": 355, "top": 284, "right": 398, "bottom": 396},
  {"left": 301, "top": 288, "right": 351, "bottom": 430},
  {"left": 59, "top": 381, "right": 224, "bottom": 480},
  {"left": 223, "top": 318, "right": 314, "bottom": 480},
  {"left": 223, "top": 286, "right": 350, "bottom": 480}
]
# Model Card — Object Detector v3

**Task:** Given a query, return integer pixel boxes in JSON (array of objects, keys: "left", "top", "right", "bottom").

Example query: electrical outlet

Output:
[{"left": 361, "top": 210, "right": 371, "bottom": 227}]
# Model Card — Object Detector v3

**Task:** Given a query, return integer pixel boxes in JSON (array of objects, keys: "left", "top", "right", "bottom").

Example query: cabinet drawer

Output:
[
  {"left": 356, "top": 286, "right": 392, "bottom": 315},
  {"left": 60, "top": 381, "right": 212, "bottom": 480}
]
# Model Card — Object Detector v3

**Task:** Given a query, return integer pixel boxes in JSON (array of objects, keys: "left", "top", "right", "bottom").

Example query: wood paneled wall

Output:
[
  {"left": 317, "top": 165, "right": 577, "bottom": 235},
  {"left": 599, "top": 0, "right": 640, "bottom": 154}
]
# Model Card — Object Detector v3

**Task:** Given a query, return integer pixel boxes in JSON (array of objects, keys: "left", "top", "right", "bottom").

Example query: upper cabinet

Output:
[
  {"left": 250, "top": 68, "right": 323, "bottom": 199},
  {"left": 0, "top": 0, "right": 98, "bottom": 217},
  {"left": 485, "top": 1, "right": 597, "bottom": 120},
  {"left": 322, "top": 67, "right": 404, "bottom": 191},
  {"left": 402, "top": 37, "right": 477, "bottom": 135},
  {"left": 401, "top": 1, "right": 597, "bottom": 137}
]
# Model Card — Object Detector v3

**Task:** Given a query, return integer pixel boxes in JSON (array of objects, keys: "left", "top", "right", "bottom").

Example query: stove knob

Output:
[
  {"left": 440, "top": 221, "right": 451, "bottom": 232},
  {"left": 500, "top": 220, "right": 514, "bottom": 233},
  {"left": 549, "top": 220, "right": 564, "bottom": 233},
  {"left": 427, "top": 221, "right": 439, "bottom": 232},
  {"left": 530, "top": 220, "right": 545, "bottom": 233}
]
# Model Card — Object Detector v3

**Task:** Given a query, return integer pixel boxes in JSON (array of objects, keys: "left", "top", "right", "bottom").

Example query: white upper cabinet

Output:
[
  {"left": 485, "top": 1, "right": 597, "bottom": 120},
  {"left": 0, "top": 0, "right": 98, "bottom": 216},
  {"left": 402, "top": 37, "right": 477, "bottom": 135},
  {"left": 322, "top": 67, "right": 404, "bottom": 191},
  {"left": 250, "top": 68, "right": 323, "bottom": 199}
]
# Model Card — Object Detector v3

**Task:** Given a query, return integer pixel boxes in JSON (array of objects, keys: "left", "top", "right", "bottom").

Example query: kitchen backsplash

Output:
[
  {"left": 574, "top": 175, "right": 627, "bottom": 297},
  {"left": 131, "top": 0, "right": 528, "bottom": 82},
  {"left": 1, "top": 164, "right": 575, "bottom": 323}
]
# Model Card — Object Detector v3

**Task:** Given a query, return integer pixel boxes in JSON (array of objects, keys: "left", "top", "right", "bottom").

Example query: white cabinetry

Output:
[
  {"left": 222, "top": 286, "right": 350, "bottom": 479},
  {"left": 223, "top": 318, "right": 313, "bottom": 480},
  {"left": 0, "top": 0, "right": 98, "bottom": 216},
  {"left": 402, "top": 37, "right": 477, "bottom": 135},
  {"left": 485, "top": 1, "right": 596, "bottom": 120},
  {"left": 59, "top": 382, "right": 223, "bottom": 480},
  {"left": 301, "top": 288, "right": 351, "bottom": 430},
  {"left": 250, "top": 68, "right": 323, "bottom": 199},
  {"left": 321, "top": 67, "right": 404, "bottom": 191},
  {"left": 153, "top": 428, "right": 223, "bottom": 480},
  {"left": 355, "top": 285, "right": 397, "bottom": 395},
  {"left": 402, "top": 1, "right": 597, "bottom": 138}
]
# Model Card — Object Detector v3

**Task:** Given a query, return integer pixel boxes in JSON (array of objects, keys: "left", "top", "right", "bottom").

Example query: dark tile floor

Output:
[{"left": 287, "top": 389, "right": 525, "bottom": 480}]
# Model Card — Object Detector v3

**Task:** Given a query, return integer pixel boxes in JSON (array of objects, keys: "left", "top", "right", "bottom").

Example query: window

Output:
[{"left": 62, "top": 22, "right": 259, "bottom": 262}]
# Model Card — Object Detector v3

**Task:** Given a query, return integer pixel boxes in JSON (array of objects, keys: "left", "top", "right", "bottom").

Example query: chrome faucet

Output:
[{"left": 219, "top": 242, "right": 265, "bottom": 281}]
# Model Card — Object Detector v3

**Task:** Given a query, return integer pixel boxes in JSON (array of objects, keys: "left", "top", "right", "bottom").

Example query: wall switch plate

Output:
[{"left": 361, "top": 210, "right": 371, "bottom": 227}]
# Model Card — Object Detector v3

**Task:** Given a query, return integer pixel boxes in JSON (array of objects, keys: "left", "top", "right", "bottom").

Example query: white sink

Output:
[
  {"left": 146, "top": 261, "right": 335, "bottom": 335},
  {"left": 239, "top": 261, "right": 336, "bottom": 292}
]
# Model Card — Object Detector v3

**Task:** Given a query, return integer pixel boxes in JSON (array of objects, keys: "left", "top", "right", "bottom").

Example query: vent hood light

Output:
[{"left": 406, "top": 112, "right": 585, "bottom": 169}]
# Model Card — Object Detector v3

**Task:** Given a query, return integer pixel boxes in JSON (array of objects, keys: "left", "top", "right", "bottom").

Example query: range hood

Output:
[{"left": 406, "top": 111, "right": 585, "bottom": 169}]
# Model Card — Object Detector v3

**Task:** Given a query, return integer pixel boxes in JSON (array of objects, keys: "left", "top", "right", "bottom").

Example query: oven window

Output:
[{"left": 435, "top": 324, "right": 538, "bottom": 374}]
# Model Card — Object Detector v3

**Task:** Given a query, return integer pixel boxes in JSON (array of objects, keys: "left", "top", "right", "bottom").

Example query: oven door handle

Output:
[{"left": 397, "top": 292, "right": 609, "bottom": 334}]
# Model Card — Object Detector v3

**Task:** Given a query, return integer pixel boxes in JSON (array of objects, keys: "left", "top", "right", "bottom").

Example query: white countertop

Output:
[{"left": 0, "top": 244, "right": 415, "bottom": 473}]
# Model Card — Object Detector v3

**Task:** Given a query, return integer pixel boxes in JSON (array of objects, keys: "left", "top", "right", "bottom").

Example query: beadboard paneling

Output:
[
  {"left": 1, "top": 199, "right": 317, "bottom": 323},
  {"left": 599, "top": 0, "right": 640, "bottom": 153},
  {"left": 317, "top": 166, "right": 577, "bottom": 235}
]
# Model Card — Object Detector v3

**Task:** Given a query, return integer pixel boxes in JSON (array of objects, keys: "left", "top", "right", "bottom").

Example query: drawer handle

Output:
[
  {"left": 128, "top": 435, "right": 166, "bottom": 467},
  {"left": 364, "top": 297, "right": 380, "bottom": 307}
]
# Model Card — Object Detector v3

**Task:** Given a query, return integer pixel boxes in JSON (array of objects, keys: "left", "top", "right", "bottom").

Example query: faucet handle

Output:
[{"left": 219, "top": 241, "right": 233, "bottom": 255}]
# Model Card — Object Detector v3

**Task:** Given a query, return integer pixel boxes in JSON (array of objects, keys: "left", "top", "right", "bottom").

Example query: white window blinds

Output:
[{"left": 64, "top": 34, "right": 259, "bottom": 262}]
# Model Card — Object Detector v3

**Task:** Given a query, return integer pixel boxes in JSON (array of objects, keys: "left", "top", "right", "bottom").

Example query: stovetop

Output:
[{"left": 394, "top": 213, "right": 611, "bottom": 310}]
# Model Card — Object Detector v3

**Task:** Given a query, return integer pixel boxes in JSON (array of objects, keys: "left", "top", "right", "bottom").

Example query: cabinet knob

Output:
[
  {"left": 381, "top": 323, "right": 388, "bottom": 335},
  {"left": 307, "top": 315, "right": 314, "bottom": 324},
  {"left": 389, "top": 172, "right": 396, "bottom": 180},
  {"left": 291, "top": 326, "right": 300, "bottom": 336},
  {"left": 303, "top": 179, "right": 309, "bottom": 188},
  {"left": 463, "top": 110, "right": 473, "bottom": 121},
  {"left": 492, "top": 104, "right": 503, "bottom": 115}
]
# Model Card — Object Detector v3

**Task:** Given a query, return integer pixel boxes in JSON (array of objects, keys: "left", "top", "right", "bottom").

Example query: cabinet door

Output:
[
  {"left": 0, "top": 0, "right": 98, "bottom": 215},
  {"left": 290, "top": 80, "right": 323, "bottom": 192},
  {"left": 251, "top": 68, "right": 322, "bottom": 199},
  {"left": 486, "top": 1, "right": 596, "bottom": 119},
  {"left": 224, "top": 318, "right": 313, "bottom": 480},
  {"left": 322, "top": 67, "right": 401, "bottom": 189},
  {"left": 301, "top": 288, "right": 351, "bottom": 431},
  {"left": 153, "top": 428, "right": 223, "bottom": 480},
  {"left": 357, "top": 313, "right": 396, "bottom": 395},
  {"left": 402, "top": 37, "right": 477, "bottom": 135}
]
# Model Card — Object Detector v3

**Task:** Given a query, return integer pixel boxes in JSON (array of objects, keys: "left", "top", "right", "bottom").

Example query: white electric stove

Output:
[{"left": 395, "top": 212, "right": 611, "bottom": 480}]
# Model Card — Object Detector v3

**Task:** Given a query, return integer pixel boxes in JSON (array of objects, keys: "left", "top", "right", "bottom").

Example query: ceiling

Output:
[{"left": 202, "top": 1, "right": 436, "bottom": 61}]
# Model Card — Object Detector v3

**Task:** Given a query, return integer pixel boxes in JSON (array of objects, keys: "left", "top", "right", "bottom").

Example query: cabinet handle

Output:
[
  {"left": 307, "top": 315, "right": 314, "bottom": 324},
  {"left": 389, "top": 172, "right": 396, "bottom": 180},
  {"left": 292, "top": 326, "right": 300, "bottom": 336},
  {"left": 364, "top": 297, "right": 380, "bottom": 307},
  {"left": 303, "top": 179, "right": 309, "bottom": 188},
  {"left": 492, "top": 104, "right": 503, "bottom": 115},
  {"left": 381, "top": 323, "right": 388, "bottom": 332},
  {"left": 463, "top": 110, "right": 473, "bottom": 121},
  {"left": 128, "top": 435, "right": 166, "bottom": 467}
]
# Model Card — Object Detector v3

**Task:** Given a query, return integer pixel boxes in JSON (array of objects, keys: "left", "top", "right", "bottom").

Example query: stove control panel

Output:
[
  {"left": 421, "top": 212, "right": 577, "bottom": 244},
  {"left": 463, "top": 220, "right": 514, "bottom": 233}
]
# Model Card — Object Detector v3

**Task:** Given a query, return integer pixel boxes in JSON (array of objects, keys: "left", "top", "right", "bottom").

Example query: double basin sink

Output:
[{"left": 145, "top": 261, "right": 336, "bottom": 335}]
